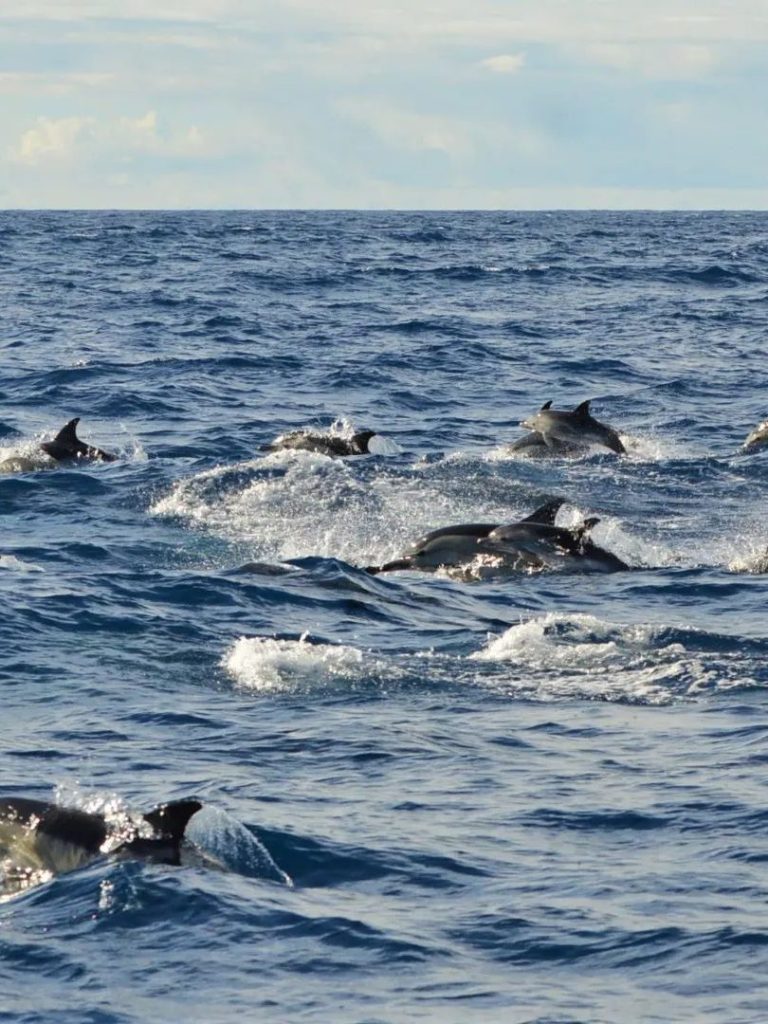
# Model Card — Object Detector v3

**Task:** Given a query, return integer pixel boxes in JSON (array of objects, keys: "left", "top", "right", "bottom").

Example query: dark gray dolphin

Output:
[
  {"left": 40, "top": 418, "right": 116, "bottom": 463},
  {"left": 0, "top": 797, "right": 202, "bottom": 880},
  {"left": 261, "top": 429, "right": 376, "bottom": 458},
  {"left": 479, "top": 513, "right": 629, "bottom": 572},
  {"left": 365, "top": 499, "right": 565, "bottom": 574},
  {"left": 743, "top": 418, "right": 768, "bottom": 452},
  {"left": 506, "top": 431, "right": 587, "bottom": 458},
  {"left": 521, "top": 400, "right": 625, "bottom": 455}
]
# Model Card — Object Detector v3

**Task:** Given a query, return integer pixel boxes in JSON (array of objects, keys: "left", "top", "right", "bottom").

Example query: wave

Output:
[
  {"left": 0, "top": 554, "right": 44, "bottom": 572},
  {"left": 470, "top": 613, "right": 765, "bottom": 704},
  {"left": 221, "top": 613, "right": 765, "bottom": 705},
  {"left": 222, "top": 635, "right": 399, "bottom": 693}
]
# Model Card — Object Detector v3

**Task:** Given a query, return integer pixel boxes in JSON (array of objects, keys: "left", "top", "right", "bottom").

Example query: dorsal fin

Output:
[
  {"left": 573, "top": 400, "right": 591, "bottom": 419},
  {"left": 143, "top": 799, "right": 202, "bottom": 842},
  {"left": 521, "top": 498, "right": 565, "bottom": 525},
  {"left": 540, "top": 400, "right": 552, "bottom": 410},
  {"left": 53, "top": 418, "right": 81, "bottom": 445},
  {"left": 573, "top": 515, "right": 600, "bottom": 538},
  {"left": 352, "top": 430, "right": 376, "bottom": 453}
]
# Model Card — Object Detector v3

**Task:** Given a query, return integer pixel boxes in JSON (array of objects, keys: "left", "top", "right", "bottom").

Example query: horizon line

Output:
[{"left": 2, "top": 206, "right": 768, "bottom": 214}]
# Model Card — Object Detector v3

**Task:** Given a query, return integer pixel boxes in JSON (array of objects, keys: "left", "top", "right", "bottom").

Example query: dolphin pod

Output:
[
  {"left": 0, "top": 797, "right": 203, "bottom": 888},
  {"left": 1, "top": 394, "right": 766, "bottom": 897}
]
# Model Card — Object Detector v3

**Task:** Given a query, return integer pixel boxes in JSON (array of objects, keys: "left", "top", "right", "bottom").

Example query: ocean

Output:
[{"left": 1, "top": 210, "right": 767, "bottom": 1023}]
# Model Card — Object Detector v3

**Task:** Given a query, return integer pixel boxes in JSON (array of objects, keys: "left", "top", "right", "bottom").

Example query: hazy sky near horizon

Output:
[{"left": 2, "top": 0, "right": 768, "bottom": 209}]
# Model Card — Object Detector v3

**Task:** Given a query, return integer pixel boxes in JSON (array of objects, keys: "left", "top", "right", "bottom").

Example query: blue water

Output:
[{"left": 1, "top": 210, "right": 768, "bottom": 1023}]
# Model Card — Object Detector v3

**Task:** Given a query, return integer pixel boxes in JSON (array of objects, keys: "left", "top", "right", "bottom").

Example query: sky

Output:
[{"left": 1, "top": 0, "right": 768, "bottom": 209}]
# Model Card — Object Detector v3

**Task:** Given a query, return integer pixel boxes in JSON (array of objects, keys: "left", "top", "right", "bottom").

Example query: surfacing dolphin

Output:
[
  {"left": 40, "top": 418, "right": 117, "bottom": 463},
  {"left": 261, "top": 428, "right": 377, "bottom": 458},
  {"left": 743, "top": 418, "right": 768, "bottom": 452},
  {"left": 0, "top": 797, "right": 202, "bottom": 890},
  {"left": 506, "top": 431, "right": 587, "bottom": 459},
  {"left": 521, "top": 400, "right": 626, "bottom": 455},
  {"left": 365, "top": 499, "right": 566, "bottom": 575},
  {"left": 0, "top": 419, "right": 116, "bottom": 473},
  {"left": 478, "top": 511, "right": 629, "bottom": 573}
]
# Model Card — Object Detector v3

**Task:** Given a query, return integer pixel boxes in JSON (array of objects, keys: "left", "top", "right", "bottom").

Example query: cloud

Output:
[
  {"left": 480, "top": 53, "right": 526, "bottom": 74},
  {"left": 0, "top": 72, "right": 114, "bottom": 95},
  {"left": 10, "top": 110, "right": 206, "bottom": 166},
  {"left": 582, "top": 42, "right": 718, "bottom": 78},
  {"left": 338, "top": 99, "right": 473, "bottom": 158},
  {"left": 12, "top": 116, "right": 94, "bottom": 164}
]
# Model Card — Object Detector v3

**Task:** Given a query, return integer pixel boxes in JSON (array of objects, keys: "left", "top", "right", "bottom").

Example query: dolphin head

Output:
[{"left": 521, "top": 400, "right": 552, "bottom": 432}]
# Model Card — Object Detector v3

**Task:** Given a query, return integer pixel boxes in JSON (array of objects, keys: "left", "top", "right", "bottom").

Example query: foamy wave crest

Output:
[
  {"left": 470, "top": 613, "right": 756, "bottom": 704},
  {"left": 727, "top": 542, "right": 768, "bottom": 574},
  {"left": 0, "top": 555, "right": 44, "bottom": 572},
  {"left": 223, "top": 635, "right": 398, "bottom": 693},
  {"left": 150, "top": 448, "right": 534, "bottom": 566}
]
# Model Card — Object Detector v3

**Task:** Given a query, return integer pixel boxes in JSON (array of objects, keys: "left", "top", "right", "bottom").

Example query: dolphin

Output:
[
  {"left": 261, "top": 429, "right": 377, "bottom": 458},
  {"left": 478, "top": 513, "right": 630, "bottom": 573},
  {"left": 521, "top": 400, "right": 625, "bottom": 455},
  {"left": 365, "top": 499, "right": 565, "bottom": 574},
  {"left": 743, "top": 418, "right": 768, "bottom": 452},
  {"left": 506, "top": 431, "right": 587, "bottom": 458},
  {"left": 40, "top": 418, "right": 116, "bottom": 463},
  {"left": 0, "top": 797, "right": 202, "bottom": 887}
]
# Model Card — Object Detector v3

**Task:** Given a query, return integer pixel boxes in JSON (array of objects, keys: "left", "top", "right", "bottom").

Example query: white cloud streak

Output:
[
  {"left": 10, "top": 111, "right": 205, "bottom": 166},
  {"left": 480, "top": 53, "right": 526, "bottom": 74}
]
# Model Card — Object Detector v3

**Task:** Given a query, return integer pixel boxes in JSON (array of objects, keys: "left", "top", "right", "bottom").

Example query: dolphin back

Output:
[{"left": 30, "top": 803, "right": 108, "bottom": 855}]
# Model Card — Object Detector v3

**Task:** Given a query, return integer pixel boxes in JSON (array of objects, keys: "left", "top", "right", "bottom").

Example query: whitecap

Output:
[
  {"left": 470, "top": 612, "right": 752, "bottom": 704},
  {"left": 222, "top": 634, "right": 393, "bottom": 693},
  {"left": 0, "top": 555, "right": 44, "bottom": 572}
]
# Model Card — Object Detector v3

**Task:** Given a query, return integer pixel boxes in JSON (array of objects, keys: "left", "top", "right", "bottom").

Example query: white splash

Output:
[
  {"left": 222, "top": 634, "right": 394, "bottom": 693},
  {"left": 470, "top": 612, "right": 750, "bottom": 704},
  {"left": 0, "top": 555, "right": 44, "bottom": 572},
  {"left": 151, "top": 449, "right": 522, "bottom": 566}
]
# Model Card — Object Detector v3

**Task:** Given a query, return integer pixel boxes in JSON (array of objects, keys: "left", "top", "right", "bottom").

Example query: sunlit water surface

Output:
[{"left": 1, "top": 211, "right": 767, "bottom": 1023}]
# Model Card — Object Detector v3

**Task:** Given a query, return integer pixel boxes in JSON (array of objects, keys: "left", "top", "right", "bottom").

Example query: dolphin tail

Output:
[
  {"left": 364, "top": 559, "right": 411, "bottom": 575},
  {"left": 521, "top": 498, "right": 565, "bottom": 525}
]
